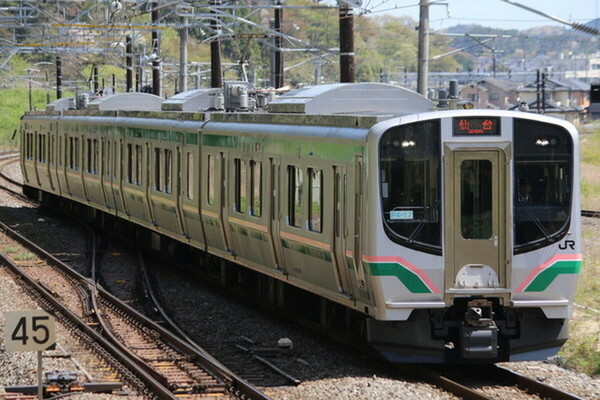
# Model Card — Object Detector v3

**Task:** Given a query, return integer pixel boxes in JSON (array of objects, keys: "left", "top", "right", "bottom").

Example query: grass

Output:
[
  {"left": 1, "top": 245, "right": 37, "bottom": 261},
  {"left": 0, "top": 87, "right": 51, "bottom": 148},
  {"left": 557, "top": 121, "right": 600, "bottom": 375}
]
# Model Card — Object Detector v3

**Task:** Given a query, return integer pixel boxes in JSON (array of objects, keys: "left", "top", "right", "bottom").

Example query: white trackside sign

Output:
[{"left": 5, "top": 310, "right": 56, "bottom": 352}]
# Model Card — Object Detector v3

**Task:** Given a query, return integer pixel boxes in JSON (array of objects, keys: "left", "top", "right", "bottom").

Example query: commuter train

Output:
[{"left": 20, "top": 83, "right": 581, "bottom": 363}]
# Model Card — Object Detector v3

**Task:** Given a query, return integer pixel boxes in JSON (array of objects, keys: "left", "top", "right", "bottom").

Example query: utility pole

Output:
[
  {"left": 339, "top": 1, "right": 354, "bottom": 83},
  {"left": 56, "top": 55, "right": 62, "bottom": 100},
  {"left": 210, "top": 0, "right": 223, "bottom": 88},
  {"left": 151, "top": 1, "right": 161, "bottom": 97},
  {"left": 92, "top": 64, "right": 99, "bottom": 93},
  {"left": 179, "top": 16, "right": 188, "bottom": 93},
  {"left": 541, "top": 69, "right": 546, "bottom": 114},
  {"left": 126, "top": 36, "right": 133, "bottom": 92},
  {"left": 272, "top": 0, "right": 284, "bottom": 88},
  {"left": 417, "top": 0, "right": 429, "bottom": 96}
]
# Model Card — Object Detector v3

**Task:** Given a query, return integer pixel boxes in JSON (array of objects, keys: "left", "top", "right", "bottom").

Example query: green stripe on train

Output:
[
  {"left": 281, "top": 239, "right": 332, "bottom": 262},
  {"left": 524, "top": 260, "right": 581, "bottom": 292},
  {"left": 202, "top": 134, "right": 364, "bottom": 161},
  {"left": 367, "top": 262, "right": 432, "bottom": 294}
]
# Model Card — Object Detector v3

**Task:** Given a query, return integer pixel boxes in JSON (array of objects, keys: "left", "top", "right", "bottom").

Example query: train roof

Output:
[
  {"left": 33, "top": 83, "right": 434, "bottom": 129},
  {"left": 267, "top": 83, "right": 434, "bottom": 115}
]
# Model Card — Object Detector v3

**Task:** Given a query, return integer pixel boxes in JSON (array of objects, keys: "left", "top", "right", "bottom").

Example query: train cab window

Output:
[
  {"left": 186, "top": 152, "right": 194, "bottom": 200},
  {"left": 288, "top": 165, "right": 304, "bottom": 228},
  {"left": 207, "top": 155, "right": 215, "bottom": 205},
  {"left": 250, "top": 160, "right": 261, "bottom": 217},
  {"left": 308, "top": 168, "right": 322, "bottom": 233},
  {"left": 164, "top": 149, "right": 172, "bottom": 194},
  {"left": 234, "top": 158, "right": 247, "bottom": 213},
  {"left": 379, "top": 120, "right": 441, "bottom": 254},
  {"left": 513, "top": 119, "right": 572, "bottom": 253}
]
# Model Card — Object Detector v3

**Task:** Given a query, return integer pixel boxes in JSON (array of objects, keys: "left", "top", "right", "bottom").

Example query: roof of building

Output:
[
  {"left": 519, "top": 77, "right": 590, "bottom": 92},
  {"left": 460, "top": 78, "right": 524, "bottom": 92}
]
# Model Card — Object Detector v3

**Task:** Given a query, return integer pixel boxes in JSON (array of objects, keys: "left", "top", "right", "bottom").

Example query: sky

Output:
[{"left": 364, "top": 0, "right": 600, "bottom": 31}]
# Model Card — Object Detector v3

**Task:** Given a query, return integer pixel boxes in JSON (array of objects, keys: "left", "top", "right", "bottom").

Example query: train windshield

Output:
[
  {"left": 379, "top": 120, "right": 442, "bottom": 254},
  {"left": 514, "top": 119, "right": 572, "bottom": 253}
]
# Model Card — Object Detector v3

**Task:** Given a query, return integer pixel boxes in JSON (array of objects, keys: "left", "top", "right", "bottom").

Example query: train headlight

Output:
[{"left": 458, "top": 101, "right": 474, "bottom": 109}]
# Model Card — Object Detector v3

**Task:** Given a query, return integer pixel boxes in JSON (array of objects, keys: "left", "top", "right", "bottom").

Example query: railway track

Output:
[
  {"left": 138, "top": 249, "right": 302, "bottom": 388},
  {"left": 0, "top": 153, "right": 28, "bottom": 200},
  {"left": 404, "top": 364, "right": 587, "bottom": 400},
  {"left": 0, "top": 218, "right": 271, "bottom": 400}
]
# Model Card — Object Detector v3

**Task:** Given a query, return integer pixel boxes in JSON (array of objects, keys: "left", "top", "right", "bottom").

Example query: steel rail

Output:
[
  {"left": 131, "top": 247, "right": 273, "bottom": 400},
  {"left": 0, "top": 219, "right": 268, "bottom": 399},
  {"left": 138, "top": 248, "right": 300, "bottom": 387},
  {"left": 581, "top": 209, "right": 600, "bottom": 218},
  {"left": 399, "top": 365, "right": 494, "bottom": 400},
  {"left": 0, "top": 223, "right": 177, "bottom": 400},
  {"left": 492, "top": 365, "right": 587, "bottom": 400}
]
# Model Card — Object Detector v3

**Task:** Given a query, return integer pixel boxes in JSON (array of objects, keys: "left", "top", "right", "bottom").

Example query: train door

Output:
[
  {"left": 445, "top": 149, "right": 508, "bottom": 293},
  {"left": 51, "top": 122, "right": 62, "bottom": 195},
  {"left": 333, "top": 166, "right": 352, "bottom": 296},
  {"left": 268, "top": 157, "right": 286, "bottom": 272},
  {"left": 219, "top": 151, "right": 234, "bottom": 254},
  {"left": 174, "top": 146, "right": 186, "bottom": 235}
]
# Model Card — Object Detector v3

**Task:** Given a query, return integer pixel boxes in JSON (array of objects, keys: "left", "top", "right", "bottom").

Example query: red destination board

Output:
[{"left": 453, "top": 117, "right": 500, "bottom": 136}]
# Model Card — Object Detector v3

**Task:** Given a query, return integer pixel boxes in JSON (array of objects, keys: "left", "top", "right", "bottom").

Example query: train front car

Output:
[{"left": 365, "top": 110, "right": 581, "bottom": 364}]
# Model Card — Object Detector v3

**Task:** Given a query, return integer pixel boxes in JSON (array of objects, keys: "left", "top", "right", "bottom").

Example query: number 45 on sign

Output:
[{"left": 5, "top": 310, "right": 56, "bottom": 352}]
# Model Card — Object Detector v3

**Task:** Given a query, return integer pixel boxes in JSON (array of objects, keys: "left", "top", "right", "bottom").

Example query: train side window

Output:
[
  {"left": 288, "top": 165, "right": 303, "bottom": 228},
  {"left": 164, "top": 149, "right": 172, "bottom": 194},
  {"left": 250, "top": 160, "right": 261, "bottom": 217},
  {"left": 93, "top": 139, "right": 99, "bottom": 174},
  {"left": 154, "top": 147, "right": 161, "bottom": 191},
  {"left": 234, "top": 158, "right": 247, "bottom": 213},
  {"left": 25, "top": 133, "right": 31, "bottom": 160},
  {"left": 127, "top": 143, "right": 133, "bottom": 183},
  {"left": 38, "top": 133, "right": 45, "bottom": 162},
  {"left": 74, "top": 137, "right": 79, "bottom": 170},
  {"left": 186, "top": 152, "right": 193, "bottom": 200},
  {"left": 58, "top": 136, "right": 63, "bottom": 166},
  {"left": 207, "top": 155, "right": 215, "bottom": 205},
  {"left": 69, "top": 137, "right": 75, "bottom": 169},
  {"left": 135, "top": 144, "right": 142, "bottom": 186},
  {"left": 86, "top": 139, "right": 92, "bottom": 172},
  {"left": 49, "top": 135, "right": 54, "bottom": 166},
  {"left": 308, "top": 168, "right": 322, "bottom": 233},
  {"left": 41, "top": 134, "right": 46, "bottom": 162},
  {"left": 113, "top": 141, "right": 120, "bottom": 180},
  {"left": 103, "top": 140, "right": 110, "bottom": 178}
]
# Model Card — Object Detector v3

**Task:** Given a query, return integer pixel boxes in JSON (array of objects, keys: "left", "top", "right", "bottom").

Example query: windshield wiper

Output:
[
  {"left": 407, "top": 200, "right": 441, "bottom": 244},
  {"left": 517, "top": 200, "right": 551, "bottom": 240}
]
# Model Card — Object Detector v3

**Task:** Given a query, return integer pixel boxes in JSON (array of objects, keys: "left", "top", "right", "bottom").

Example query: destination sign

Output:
[{"left": 453, "top": 117, "right": 500, "bottom": 136}]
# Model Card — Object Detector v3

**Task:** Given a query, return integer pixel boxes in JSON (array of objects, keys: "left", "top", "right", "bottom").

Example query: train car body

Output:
[{"left": 20, "top": 83, "right": 581, "bottom": 363}]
